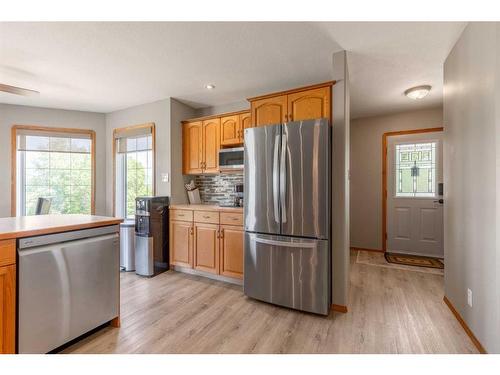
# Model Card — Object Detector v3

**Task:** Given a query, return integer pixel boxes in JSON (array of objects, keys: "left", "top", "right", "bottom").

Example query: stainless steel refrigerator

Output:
[{"left": 244, "top": 118, "right": 331, "bottom": 315}]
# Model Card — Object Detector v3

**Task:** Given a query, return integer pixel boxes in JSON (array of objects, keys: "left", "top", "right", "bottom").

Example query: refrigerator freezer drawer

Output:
[{"left": 244, "top": 232, "right": 330, "bottom": 315}]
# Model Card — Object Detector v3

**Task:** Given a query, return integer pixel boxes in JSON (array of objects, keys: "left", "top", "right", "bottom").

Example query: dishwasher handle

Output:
[{"left": 18, "top": 225, "right": 119, "bottom": 249}]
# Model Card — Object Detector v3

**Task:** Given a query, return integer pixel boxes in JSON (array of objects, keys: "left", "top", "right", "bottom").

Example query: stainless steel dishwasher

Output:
[{"left": 18, "top": 225, "right": 120, "bottom": 354}]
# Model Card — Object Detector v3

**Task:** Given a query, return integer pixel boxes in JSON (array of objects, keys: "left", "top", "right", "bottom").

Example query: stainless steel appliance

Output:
[
  {"left": 18, "top": 225, "right": 120, "bottom": 353},
  {"left": 135, "top": 196, "right": 169, "bottom": 277},
  {"left": 120, "top": 220, "right": 135, "bottom": 271},
  {"left": 244, "top": 119, "right": 331, "bottom": 315},
  {"left": 219, "top": 147, "right": 244, "bottom": 171}
]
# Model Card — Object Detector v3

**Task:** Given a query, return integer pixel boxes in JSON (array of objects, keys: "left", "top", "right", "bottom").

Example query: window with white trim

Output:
[
  {"left": 15, "top": 128, "right": 93, "bottom": 215},
  {"left": 114, "top": 125, "right": 154, "bottom": 219}
]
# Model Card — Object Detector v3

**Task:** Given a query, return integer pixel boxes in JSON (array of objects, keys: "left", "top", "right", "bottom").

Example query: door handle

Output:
[
  {"left": 273, "top": 134, "right": 280, "bottom": 224},
  {"left": 280, "top": 133, "right": 287, "bottom": 223},
  {"left": 254, "top": 237, "right": 317, "bottom": 249},
  {"left": 433, "top": 199, "right": 444, "bottom": 204}
]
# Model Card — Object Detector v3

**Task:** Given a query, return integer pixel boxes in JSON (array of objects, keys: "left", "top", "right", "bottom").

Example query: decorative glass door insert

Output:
[{"left": 395, "top": 142, "right": 436, "bottom": 198}]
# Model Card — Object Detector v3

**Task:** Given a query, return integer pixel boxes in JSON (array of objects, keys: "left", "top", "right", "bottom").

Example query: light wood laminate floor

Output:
[{"left": 63, "top": 250, "right": 478, "bottom": 354}]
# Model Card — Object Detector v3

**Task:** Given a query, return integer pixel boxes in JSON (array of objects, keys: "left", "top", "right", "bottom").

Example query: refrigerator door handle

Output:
[
  {"left": 254, "top": 237, "right": 317, "bottom": 249},
  {"left": 272, "top": 134, "right": 280, "bottom": 224},
  {"left": 280, "top": 133, "right": 287, "bottom": 223}
]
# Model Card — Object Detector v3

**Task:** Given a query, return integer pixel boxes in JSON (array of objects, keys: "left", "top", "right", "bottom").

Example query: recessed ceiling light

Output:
[
  {"left": 404, "top": 85, "right": 431, "bottom": 100},
  {"left": 205, "top": 84, "right": 216, "bottom": 90}
]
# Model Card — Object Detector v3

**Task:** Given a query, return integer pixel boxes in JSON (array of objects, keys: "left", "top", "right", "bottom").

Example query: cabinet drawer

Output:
[
  {"left": 0, "top": 240, "right": 16, "bottom": 267},
  {"left": 170, "top": 209, "right": 193, "bottom": 222},
  {"left": 194, "top": 210, "right": 219, "bottom": 224},
  {"left": 220, "top": 212, "right": 243, "bottom": 226}
]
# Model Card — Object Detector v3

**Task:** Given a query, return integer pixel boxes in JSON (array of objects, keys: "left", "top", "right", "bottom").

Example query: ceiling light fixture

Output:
[
  {"left": 404, "top": 85, "right": 431, "bottom": 100},
  {"left": 205, "top": 84, "right": 216, "bottom": 90}
]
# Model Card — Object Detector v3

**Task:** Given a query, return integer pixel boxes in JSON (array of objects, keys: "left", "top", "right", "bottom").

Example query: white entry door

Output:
[{"left": 386, "top": 132, "right": 444, "bottom": 257}]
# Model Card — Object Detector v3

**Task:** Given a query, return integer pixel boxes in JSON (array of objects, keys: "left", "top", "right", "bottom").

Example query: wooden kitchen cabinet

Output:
[
  {"left": 220, "top": 115, "right": 241, "bottom": 146},
  {"left": 169, "top": 207, "right": 243, "bottom": 281},
  {"left": 239, "top": 112, "right": 252, "bottom": 142},
  {"left": 220, "top": 111, "right": 252, "bottom": 145},
  {"left": 0, "top": 239, "right": 16, "bottom": 354},
  {"left": 249, "top": 81, "right": 334, "bottom": 126},
  {"left": 182, "top": 118, "right": 220, "bottom": 174},
  {"left": 169, "top": 220, "right": 193, "bottom": 268},
  {"left": 194, "top": 223, "right": 219, "bottom": 274},
  {"left": 202, "top": 119, "right": 220, "bottom": 174},
  {"left": 183, "top": 121, "right": 203, "bottom": 174},
  {"left": 287, "top": 86, "right": 331, "bottom": 122},
  {"left": 251, "top": 95, "right": 287, "bottom": 127},
  {"left": 219, "top": 225, "right": 244, "bottom": 279}
]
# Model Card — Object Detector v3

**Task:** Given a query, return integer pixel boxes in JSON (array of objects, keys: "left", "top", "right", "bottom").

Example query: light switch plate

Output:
[{"left": 161, "top": 173, "right": 169, "bottom": 183}]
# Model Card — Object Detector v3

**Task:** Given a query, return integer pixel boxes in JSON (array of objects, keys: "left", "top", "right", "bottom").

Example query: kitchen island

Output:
[{"left": 0, "top": 214, "right": 123, "bottom": 354}]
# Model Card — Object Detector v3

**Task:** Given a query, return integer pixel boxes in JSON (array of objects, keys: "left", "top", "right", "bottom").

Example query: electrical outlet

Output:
[{"left": 467, "top": 288, "right": 473, "bottom": 307}]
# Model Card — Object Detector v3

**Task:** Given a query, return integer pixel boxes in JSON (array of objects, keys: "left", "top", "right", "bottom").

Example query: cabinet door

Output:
[
  {"left": 239, "top": 112, "right": 252, "bottom": 142},
  {"left": 183, "top": 121, "right": 203, "bottom": 174},
  {"left": 170, "top": 220, "right": 193, "bottom": 268},
  {"left": 219, "top": 225, "right": 244, "bottom": 279},
  {"left": 202, "top": 118, "right": 220, "bottom": 173},
  {"left": 287, "top": 86, "right": 331, "bottom": 122},
  {"left": 220, "top": 115, "right": 241, "bottom": 146},
  {"left": 0, "top": 265, "right": 15, "bottom": 354},
  {"left": 194, "top": 223, "right": 219, "bottom": 274},
  {"left": 251, "top": 95, "right": 287, "bottom": 127}
]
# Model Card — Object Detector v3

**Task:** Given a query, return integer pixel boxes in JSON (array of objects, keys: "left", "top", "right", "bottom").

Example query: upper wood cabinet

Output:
[
  {"left": 251, "top": 95, "right": 287, "bottom": 127},
  {"left": 183, "top": 118, "right": 220, "bottom": 174},
  {"left": 249, "top": 81, "right": 334, "bottom": 127},
  {"left": 287, "top": 86, "right": 331, "bottom": 122},
  {"left": 240, "top": 112, "right": 252, "bottom": 141},
  {"left": 202, "top": 119, "right": 220, "bottom": 174},
  {"left": 220, "top": 115, "right": 240, "bottom": 146},
  {"left": 183, "top": 121, "right": 203, "bottom": 174}
]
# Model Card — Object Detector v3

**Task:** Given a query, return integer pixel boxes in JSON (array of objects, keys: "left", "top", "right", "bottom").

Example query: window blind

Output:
[
  {"left": 114, "top": 125, "right": 153, "bottom": 154},
  {"left": 16, "top": 129, "right": 92, "bottom": 153}
]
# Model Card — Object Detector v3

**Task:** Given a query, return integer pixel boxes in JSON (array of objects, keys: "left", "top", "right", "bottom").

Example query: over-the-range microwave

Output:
[{"left": 219, "top": 147, "right": 244, "bottom": 171}]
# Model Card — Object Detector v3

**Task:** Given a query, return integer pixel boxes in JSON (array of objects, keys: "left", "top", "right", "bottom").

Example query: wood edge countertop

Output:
[
  {"left": 170, "top": 204, "right": 243, "bottom": 213},
  {"left": 0, "top": 214, "right": 124, "bottom": 241}
]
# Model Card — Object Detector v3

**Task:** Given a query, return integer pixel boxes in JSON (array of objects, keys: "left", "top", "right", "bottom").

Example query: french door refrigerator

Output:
[{"left": 244, "top": 118, "right": 331, "bottom": 315}]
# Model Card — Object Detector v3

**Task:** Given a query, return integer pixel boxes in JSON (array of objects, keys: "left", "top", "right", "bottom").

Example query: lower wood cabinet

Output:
[
  {"left": 194, "top": 223, "right": 219, "bottom": 274},
  {"left": 0, "top": 239, "right": 16, "bottom": 354},
  {"left": 219, "top": 225, "right": 244, "bottom": 279},
  {"left": 169, "top": 220, "right": 193, "bottom": 268},
  {"left": 169, "top": 209, "right": 244, "bottom": 281}
]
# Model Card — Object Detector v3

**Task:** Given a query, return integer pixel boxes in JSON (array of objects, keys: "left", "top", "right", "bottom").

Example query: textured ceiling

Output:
[{"left": 0, "top": 22, "right": 466, "bottom": 118}]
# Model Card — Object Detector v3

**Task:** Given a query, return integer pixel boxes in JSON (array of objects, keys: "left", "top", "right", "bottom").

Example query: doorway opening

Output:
[{"left": 382, "top": 127, "right": 444, "bottom": 258}]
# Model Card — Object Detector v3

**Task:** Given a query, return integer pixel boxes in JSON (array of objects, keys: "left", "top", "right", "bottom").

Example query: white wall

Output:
[
  {"left": 105, "top": 98, "right": 197, "bottom": 215},
  {"left": 331, "top": 51, "right": 350, "bottom": 307},
  {"left": 350, "top": 107, "right": 443, "bottom": 250},
  {"left": 195, "top": 100, "right": 249, "bottom": 118},
  {"left": 105, "top": 99, "right": 171, "bottom": 216},
  {"left": 443, "top": 22, "right": 500, "bottom": 353},
  {"left": 0, "top": 103, "right": 106, "bottom": 217},
  {"left": 170, "top": 98, "right": 197, "bottom": 204}
]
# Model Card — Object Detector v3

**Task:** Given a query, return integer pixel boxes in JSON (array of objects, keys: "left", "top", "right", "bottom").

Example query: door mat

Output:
[{"left": 384, "top": 253, "right": 444, "bottom": 269}]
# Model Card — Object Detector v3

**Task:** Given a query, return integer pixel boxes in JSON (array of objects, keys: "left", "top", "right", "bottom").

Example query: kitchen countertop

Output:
[
  {"left": 0, "top": 214, "right": 123, "bottom": 241},
  {"left": 170, "top": 204, "right": 243, "bottom": 213}
]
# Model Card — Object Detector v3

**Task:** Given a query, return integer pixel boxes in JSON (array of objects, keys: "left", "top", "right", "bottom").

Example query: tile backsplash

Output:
[{"left": 192, "top": 173, "right": 243, "bottom": 205}]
